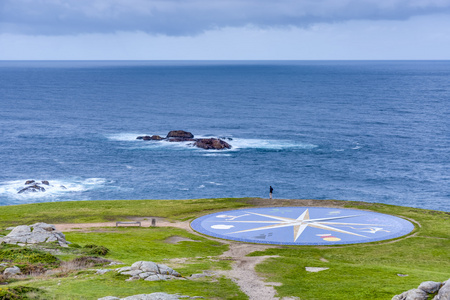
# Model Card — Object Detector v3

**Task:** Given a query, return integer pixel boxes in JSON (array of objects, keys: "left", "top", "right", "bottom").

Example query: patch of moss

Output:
[
  {"left": 0, "top": 286, "right": 43, "bottom": 299},
  {"left": 0, "top": 247, "right": 59, "bottom": 265}
]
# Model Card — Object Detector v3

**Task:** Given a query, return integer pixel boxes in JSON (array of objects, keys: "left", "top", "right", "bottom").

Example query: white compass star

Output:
[{"left": 215, "top": 209, "right": 388, "bottom": 242}]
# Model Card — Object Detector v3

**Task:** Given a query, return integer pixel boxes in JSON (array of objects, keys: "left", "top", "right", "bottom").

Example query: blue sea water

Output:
[{"left": 0, "top": 61, "right": 449, "bottom": 211}]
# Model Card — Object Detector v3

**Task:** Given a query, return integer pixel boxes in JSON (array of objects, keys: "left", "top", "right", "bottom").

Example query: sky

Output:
[{"left": 1, "top": 0, "right": 450, "bottom": 60}]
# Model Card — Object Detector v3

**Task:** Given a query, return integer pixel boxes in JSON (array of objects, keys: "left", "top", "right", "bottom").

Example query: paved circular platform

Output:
[{"left": 191, "top": 207, "right": 414, "bottom": 245}]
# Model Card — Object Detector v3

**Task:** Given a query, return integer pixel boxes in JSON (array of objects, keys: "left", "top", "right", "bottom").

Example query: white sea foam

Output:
[
  {"left": 106, "top": 133, "right": 149, "bottom": 142},
  {"left": 107, "top": 133, "right": 317, "bottom": 152},
  {"left": 230, "top": 138, "right": 317, "bottom": 150},
  {"left": 0, "top": 178, "right": 108, "bottom": 200}
]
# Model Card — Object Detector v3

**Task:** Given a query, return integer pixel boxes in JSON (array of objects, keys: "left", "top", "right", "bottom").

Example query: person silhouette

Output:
[{"left": 269, "top": 186, "right": 273, "bottom": 199}]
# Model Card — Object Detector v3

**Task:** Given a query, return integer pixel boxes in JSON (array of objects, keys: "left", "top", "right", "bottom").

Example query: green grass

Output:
[
  {"left": 1, "top": 198, "right": 449, "bottom": 299},
  {"left": 0, "top": 198, "right": 252, "bottom": 227},
  {"left": 26, "top": 274, "right": 246, "bottom": 300},
  {"left": 251, "top": 236, "right": 449, "bottom": 299},
  {"left": 64, "top": 226, "right": 228, "bottom": 266},
  {"left": 10, "top": 226, "right": 241, "bottom": 299}
]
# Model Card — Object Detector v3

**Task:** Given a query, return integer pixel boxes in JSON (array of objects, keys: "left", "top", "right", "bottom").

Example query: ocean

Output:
[{"left": 0, "top": 61, "right": 448, "bottom": 212}]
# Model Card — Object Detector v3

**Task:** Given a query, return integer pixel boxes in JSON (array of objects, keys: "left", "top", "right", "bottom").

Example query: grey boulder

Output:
[
  {"left": 0, "top": 222, "right": 69, "bottom": 247},
  {"left": 3, "top": 266, "right": 21, "bottom": 276}
]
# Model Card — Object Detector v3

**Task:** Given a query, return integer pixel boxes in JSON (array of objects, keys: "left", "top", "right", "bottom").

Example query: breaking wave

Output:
[{"left": 0, "top": 178, "right": 109, "bottom": 203}]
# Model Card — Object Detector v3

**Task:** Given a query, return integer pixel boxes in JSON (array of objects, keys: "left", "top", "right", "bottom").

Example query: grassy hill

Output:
[{"left": 0, "top": 198, "right": 449, "bottom": 299}]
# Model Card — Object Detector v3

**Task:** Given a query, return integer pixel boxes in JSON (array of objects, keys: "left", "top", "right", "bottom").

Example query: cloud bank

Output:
[{"left": 1, "top": 0, "right": 450, "bottom": 36}]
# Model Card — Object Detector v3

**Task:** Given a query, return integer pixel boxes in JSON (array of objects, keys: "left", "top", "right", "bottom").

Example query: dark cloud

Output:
[{"left": 1, "top": 0, "right": 450, "bottom": 35}]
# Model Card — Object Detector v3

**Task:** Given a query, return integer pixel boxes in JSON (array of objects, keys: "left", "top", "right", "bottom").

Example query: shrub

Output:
[
  {"left": 0, "top": 286, "right": 42, "bottom": 299},
  {"left": 0, "top": 248, "right": 59, "bottom": 265},
  {"left": 83, "top": 244, "right": 109, "bottom": 256},
  {"left": 14, "top": 263, "right": 48, "bottom": 275},
  {"left": 71, "top": 256, "right": 110, "bottom": 267}
]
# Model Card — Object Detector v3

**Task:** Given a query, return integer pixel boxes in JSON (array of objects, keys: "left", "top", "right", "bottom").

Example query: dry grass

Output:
[{"left": 45, "top": 256, "right": 111, "bottom": 276}]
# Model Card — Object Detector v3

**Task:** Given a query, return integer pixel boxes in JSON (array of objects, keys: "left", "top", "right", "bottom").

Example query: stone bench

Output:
[{"left": 116, "top": 221, "right": 141, "bottom": 227}]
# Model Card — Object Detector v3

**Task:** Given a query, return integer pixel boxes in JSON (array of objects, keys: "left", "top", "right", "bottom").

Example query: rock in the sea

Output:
[
  {"left": 136, "top": 136, "right": 151, "bottom": 140},
  {"left": 194, "top": 138, "right": 231, "bottom": 150},
  {"left": 0, "top": 222, "right": 69, "bottom": 247},
  {"left": 18, "top": 180, "right": 51, "bottom": 194},
  {"left": 137, "top": 135, "right": 164, "bottom": 141},
  {"left": 18, "top": 184, "right": 46, "bottom": 194},
  {"left": 137, "top": 131, "right": 232, "bottom": 150},
  {"left": 166, "top": 130, "right": 194, "bottom": 139}
]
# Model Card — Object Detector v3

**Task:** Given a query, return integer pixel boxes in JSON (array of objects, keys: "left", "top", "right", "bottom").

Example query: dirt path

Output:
[
  {"left": 218, "top": 243, "right": 296, "bottom": 300},
  {"left": 54, "top": 219, "right": 288, "bottom": 300}
]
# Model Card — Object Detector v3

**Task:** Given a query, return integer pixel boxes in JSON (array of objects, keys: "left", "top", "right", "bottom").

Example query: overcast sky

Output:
[{"left": 1, "top": 0, "right": 450, "bottom": 60}]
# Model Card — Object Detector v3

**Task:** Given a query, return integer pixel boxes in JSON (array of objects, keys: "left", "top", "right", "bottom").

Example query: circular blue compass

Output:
[{"left": 191, "top": 207, "right": 414, "bottom": 245}]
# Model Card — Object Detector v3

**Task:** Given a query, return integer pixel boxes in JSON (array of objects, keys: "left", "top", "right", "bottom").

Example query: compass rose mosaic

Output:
[{"left": 191, "top": 207, "right": 414, "bottom": 245}]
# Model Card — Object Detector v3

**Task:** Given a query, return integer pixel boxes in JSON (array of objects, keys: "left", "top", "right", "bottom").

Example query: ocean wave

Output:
[{"left": 0, "top": 178, "right": 108, "bottom": 200}]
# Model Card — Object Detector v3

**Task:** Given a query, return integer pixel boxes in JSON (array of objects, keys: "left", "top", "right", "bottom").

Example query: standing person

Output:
[{"left": 269, "top": 186, "right": 273, "bottom": 199}]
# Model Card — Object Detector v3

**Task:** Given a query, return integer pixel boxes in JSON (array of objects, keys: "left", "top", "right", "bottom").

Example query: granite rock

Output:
[
  {"left": 117, "top": 261, "right": 181, "bottom": 281},
  {"left": 0, "top": 222, "right": 69, "bottom": 247}
]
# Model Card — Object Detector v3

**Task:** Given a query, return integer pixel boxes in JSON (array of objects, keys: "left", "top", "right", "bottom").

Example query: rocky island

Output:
[{"left": 137, "top": 130, "right": 232, "bottom": 150}]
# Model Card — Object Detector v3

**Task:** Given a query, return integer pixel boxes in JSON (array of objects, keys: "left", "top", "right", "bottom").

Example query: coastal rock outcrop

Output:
[
  {"left": 17, "top": 180, "right": 66, "bottom": 194},
  {"left": 194, "top": 138, "right": 231, "bottom": 150},
  {"left": 392, "top": 279, "right": 449, "bottom": 300},
  {"left": 116, "top": 261, "right": 182, "bottom": 281},
  {"left": 18, "top": 183, "right": 46, "bottom": 193},
  {"left": 0, "top": 222, "right": 69, "bottom": 247},
  {"left": 136, "top": 130, "right": 232, "bottom": 150},
  {"left": 166, "top": 130, "right": 194, "bottom": 139}
]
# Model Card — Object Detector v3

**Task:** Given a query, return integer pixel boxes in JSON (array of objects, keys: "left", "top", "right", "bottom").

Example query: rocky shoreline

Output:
[{"left": 137, "top": 130, "right": 232, "bottom": 150}]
